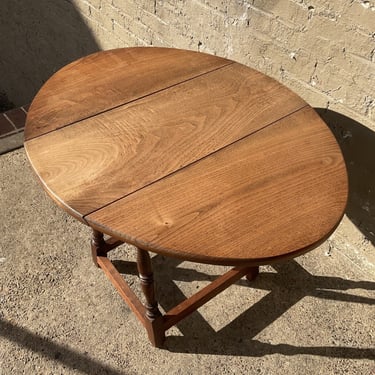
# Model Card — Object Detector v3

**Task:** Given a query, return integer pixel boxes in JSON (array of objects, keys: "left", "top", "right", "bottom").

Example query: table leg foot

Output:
[
  {"left": 145, "top": 316, "right": 165, "bottom": 348},
  {"left": 246, "top": 266, "right": 259, "bottom": 282}
]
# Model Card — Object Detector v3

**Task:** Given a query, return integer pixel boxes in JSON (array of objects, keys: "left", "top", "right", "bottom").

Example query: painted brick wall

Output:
[
  {"left": 0, "top": 0, "right": 98, "bottom": 107},
  {"left": 1, "top": 0, "right": 374, "bottom": 130},
  {"left": 72, "top": 0, "right": 375, "bottom": 129}
]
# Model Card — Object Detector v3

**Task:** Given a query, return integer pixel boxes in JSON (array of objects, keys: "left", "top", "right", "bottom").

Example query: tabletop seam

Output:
[
  {"left": 83, "top": 103, "right": 309, "bottom": 220},
  {"left": 24, "top": 61, "right": 235, "bottom": 143}
]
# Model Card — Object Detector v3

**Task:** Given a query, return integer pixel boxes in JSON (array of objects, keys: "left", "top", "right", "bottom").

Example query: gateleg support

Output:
[
  {"left": 92, "top": 235, "right": 261, "bottom": 348},
  {"left": 91, "top": 229, "right": 106, "bottom": 267},
  {"left": 137, "top": 248, "right": 166, "bottom": 347},
  {"left": 90, "top": 228, "right": 124, "bottom": 268},
  {"left": 246, "top": 266, "right": 259, "bottom": 282}
]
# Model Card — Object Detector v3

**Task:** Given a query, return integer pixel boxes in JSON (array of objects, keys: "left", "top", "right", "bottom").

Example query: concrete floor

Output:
[{"left": 1, "top": 148, "right": 374, "bottom": 374}]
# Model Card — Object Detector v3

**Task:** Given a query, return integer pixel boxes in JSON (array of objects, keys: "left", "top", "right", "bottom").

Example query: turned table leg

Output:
[
  {"left": 91, "top": 229, "right": 106, "bottom": 267},
  {"left": 136, "top": 248, "right": 165, "bottom": 347},
  {"left": 246, "top": 266, "right": 259, "bottom": 281}
]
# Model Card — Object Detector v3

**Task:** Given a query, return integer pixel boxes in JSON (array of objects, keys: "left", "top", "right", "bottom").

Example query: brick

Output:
[
  {"left": 86, "top": 0, "right": 102, "bottom": 10},
  {"left": 339, "top": 1, "right": 375, "bottom": 34},
  {"left": 4, "top": 108, "right": 26, "bottom": 129},
  {"left": 251, "top": 0, "right": 308, "bottom": 27},
  {"left": 22, "top": 104, "right": 30, "bottom": 112},
  {"left": 0, "top": 0, "right": 374, "bottom": 131},
  {"left": 0, "top": 114, "right": 16, "bottom": 136}
]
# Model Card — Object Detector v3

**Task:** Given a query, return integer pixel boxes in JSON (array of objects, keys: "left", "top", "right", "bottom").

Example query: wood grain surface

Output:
[
  {"left": 25, "top": 62, "right": 306, "bottom": 216},
  {"left": 24, "top": 47, "right": 231, "bottom": 141},
  {"left": 86, "top": 107, "right": 348, "bottom": 264},
  {"left": 24, "top": 47, "right": 348, "bottom": 265}
]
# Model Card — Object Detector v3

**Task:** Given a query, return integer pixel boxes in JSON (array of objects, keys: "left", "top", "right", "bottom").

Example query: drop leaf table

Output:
[{"left": 24, "top": 47, "right": 348, "bottom": 347}]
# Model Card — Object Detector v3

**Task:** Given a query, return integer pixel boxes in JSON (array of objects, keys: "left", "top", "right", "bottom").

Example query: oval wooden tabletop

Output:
[{"left": 24, "top": 47, "right": 348, "bottom": 266}]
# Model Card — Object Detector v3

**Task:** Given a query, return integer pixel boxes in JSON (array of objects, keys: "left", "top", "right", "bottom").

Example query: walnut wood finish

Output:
[
  {"left": 24, "top": 47, "right": 232, "bottom": 141},
  {"left": 24, "top": 47, "right": 348, "bottom": 347},
  {"left": 97, "top": 255, "right": 147, "bottom": 326},
  {"left": 90, "top": 231, "right": 259, "bottom": 347},
  {"left": 87, "top": 106, "right": 347, "bottom": 265},
  {"left": 163, "top": 265, "right": 254, "bottom": 331},
  {"left": 25, "top": 62, "right": 306, "bottom": 217},
  {"left": 136, "top": 249, "right": 165, "bottom": 346},
  {"left": 136, "top": 249, "right": 161, "bottom": 320},
  {"left": 91, "top": 229, "right": 106, "bottom": 267},
  {"left": 246, "top": 266, "right": 260, "bottom": 282},
  {"left": 91, "top": 229, "right": 123, "bottom": 267}
]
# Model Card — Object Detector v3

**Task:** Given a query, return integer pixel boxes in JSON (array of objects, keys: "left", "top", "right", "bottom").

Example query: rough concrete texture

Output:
[
  {"left": 0, "top": 132, "right": 24, "bottom": 155},
  {"left": 1, "top": 149, "right": 374, "bottom": 374},
  {"left": 1, "top": 1, "right": 373, "bottom": 130}
]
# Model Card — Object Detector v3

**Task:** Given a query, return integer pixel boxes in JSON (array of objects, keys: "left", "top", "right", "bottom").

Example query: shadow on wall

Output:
[
  {"left": 316, "top": 108, "right": 375, "bottom": 246},
  {"left": 0, "top": 0, "right": 99, "bottom": 107}
]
